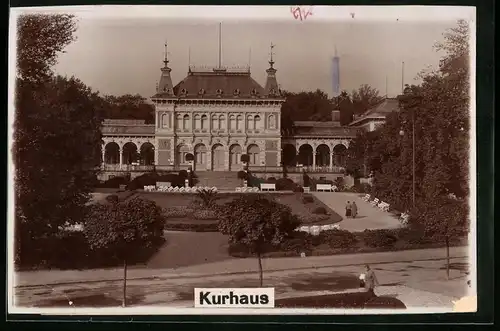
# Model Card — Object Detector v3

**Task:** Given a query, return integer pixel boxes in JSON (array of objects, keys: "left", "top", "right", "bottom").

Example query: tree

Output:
[
  {"left": 16, "top": 13, "right": 77, "bottom": 84},
  {"left": 84, "top": 197, "right": 165, "bottom": 307},
  {"left": 100, "top": 94, "right": 155, "bottom": 124},
  {"left": 351, "top": 84, "right": 384, "bottom": 115},
  {"left": 217, "top": 196, "right": 301, "bottom": 286}
]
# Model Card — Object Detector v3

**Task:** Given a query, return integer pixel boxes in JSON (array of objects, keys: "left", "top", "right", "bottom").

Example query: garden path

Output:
[{"left": 312, "top": 192, "right": 401, "bottom": 232}]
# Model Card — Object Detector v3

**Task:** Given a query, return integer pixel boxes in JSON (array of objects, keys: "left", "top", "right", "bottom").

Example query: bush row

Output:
[
  {"left": 164, "top": 222, "right": 219, "bottom": 232},
  {"left": 96, "top": 171, "right": 196, "bottom": 190},
  {"left": 227, "top": 228, "right": 467, "bottom": 258}
]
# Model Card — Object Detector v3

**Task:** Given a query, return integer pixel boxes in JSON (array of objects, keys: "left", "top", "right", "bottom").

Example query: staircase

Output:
[{"left": 194, "top": 171, "right": 243, "bottom": 191}]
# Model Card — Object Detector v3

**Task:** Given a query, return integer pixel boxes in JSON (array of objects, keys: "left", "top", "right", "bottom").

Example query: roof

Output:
[
  {"left": 101, "top": 119, "right": 155, "bottom": 135},
  {"left": 293, "top": 122, "right": 359, "bottom": 138},
  {"left": 349, "top": 98, "right": 400, "bottom": 126},
  {"left": 152, "top": 67, "right": 280, "bottom": 99}
]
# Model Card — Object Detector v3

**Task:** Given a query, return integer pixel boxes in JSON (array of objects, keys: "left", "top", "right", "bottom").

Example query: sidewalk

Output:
[{"left": 14, "top": 246, "right": 468, "bottom": 288}]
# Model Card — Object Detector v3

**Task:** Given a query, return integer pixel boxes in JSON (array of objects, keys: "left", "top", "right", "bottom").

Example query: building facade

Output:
[{"left": 100, "top": 45, "right": 396, "bottom": 179}]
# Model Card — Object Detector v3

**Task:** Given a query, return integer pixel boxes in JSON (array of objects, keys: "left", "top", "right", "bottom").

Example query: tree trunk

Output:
[
  {"left": 257, "top": 252, "right": 263, "bottom": 287},
  {"left": 446, "top": 236, "right": 450, "bottom": 280},
  {"left": 122, "top": 259, "right": 127, "bottom": 307}
]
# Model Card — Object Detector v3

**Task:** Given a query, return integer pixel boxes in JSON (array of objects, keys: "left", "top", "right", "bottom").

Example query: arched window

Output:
[
  {"left": 162, "top": 113, "right": 169, "bottom": 128},
  {"left": 237, "top": 115, "right": 243, "bottom": 130},
  {"left": 268, "top": 114, "right": 275, "bottom": 129},
  {"left": 254, "top": 115, "right": 261, "bottom": 130},
  {"left": 212, "top": 115, "right": 218, "bottom": 130},
  {"left": 176, "top": 114, "right": 183, "bottom": 130},
  {"left": 247, "top": 144, "right": 260, "bottom": 165},
  {"left": 183, "top": 114, "right": 190, "bottom": 130},
  {"left": 247, "top": 115, "right": 253, "bottom": 130},
  {"left": 219, "top": 115, "right": 225, "bottom": 131},
  {"left": 194, "top": 114, "right": 201, "bottom": 130},
  {"left": 201, "top": 115, "right": 208, "bottom": 130},
  {"left": 230, "top": 115, "right": 236, "bottom": 130}
]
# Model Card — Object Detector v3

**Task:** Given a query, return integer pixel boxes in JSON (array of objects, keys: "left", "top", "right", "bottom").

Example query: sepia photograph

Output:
[{"left": 8, "top": 5, "right": 477, "bottom": 315}]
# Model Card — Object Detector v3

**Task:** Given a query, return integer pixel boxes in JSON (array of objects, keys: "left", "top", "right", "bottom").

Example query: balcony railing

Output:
[
  {"left": 101, "top": 164, "right": 155, "bottom": 172},
  {"left": 285, "top": 166, "right": 345, "bottom": 173}
]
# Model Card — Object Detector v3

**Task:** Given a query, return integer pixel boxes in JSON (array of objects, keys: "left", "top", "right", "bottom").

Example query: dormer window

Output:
[
  {"left": 180, "top": 88, "right": 188, "bottom": 96},
  {"left": 269, "top": 88, "right": 276, "bottom": 96},
  {"left": 233, "top": 88, "right": 240, "bottom": 96},
  {"left": 198, "top": 88, "right": 205, "bottom": 96},
  {"left": 216, "top": 89, "right": 223, "bottom": 97},
  {"left": 251, "top": 88, "right": 259, "bottom": 97}
]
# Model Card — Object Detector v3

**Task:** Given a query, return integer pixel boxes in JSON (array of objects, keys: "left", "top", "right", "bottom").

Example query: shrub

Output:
[
  {"left": 299, "top": 214, "right": 330, "bottom": 224},
  {"left": 163, "top": 206, "right": 194, "bottom": 219},
  {"left": 301, "top": 195, "right": 314, "bottom": 204},
  {"left": 318, "top": 229, "right": 358, "bottom": 249},
  {"left": 276, "top": 178, "right": 295, "bottom": 191},
  {"left": 334, "top": 177, "right": 345, "bottom": 191},
  {"left": 361, "top": 229, "right": 398, "bottom": 248},
  {"left": 350, "top": 182, "right": 371, "bottom": 194},
  {"left": 237, "top": 170, "right": 247, "bottom": 180},
  {"left": 293, "top": 186, "right": 304, "bottom": 193},
  {"left": 178, "top": 170, "right": 188, "bottom": 179},
  {"left": 192, "top": 209, "right": 218, "bottom": 220},
  {"left": 100, "top": 176, "right": 129, "bottom": 189},
  {"left": 303, "top": 173, "right": 310, "bottom": 187},
  {"left": 312, "top": 206, "right": 327, "bottom": 215},
  {"left": 266, "top": 177, "right": 277, "bottom": 183},
  {"left": 106, "top": 194, "right": 119, "bottom": 204},
  {"left": 196, "top": 188, "right": 218, "bottom": 208}
]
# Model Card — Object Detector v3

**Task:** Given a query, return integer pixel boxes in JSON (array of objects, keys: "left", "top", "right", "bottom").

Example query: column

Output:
[
  {"left": 312, "top": 149, "right": 316, "bottom": 170},
  {"left": 101, "top": 145, "right": 106, "bottom": 169},
  {"left": 119, "top": 146, "right": 123, "bottom": 170},
  {"left": 329, "top": 152, "right": 333, "bottom": 172}
]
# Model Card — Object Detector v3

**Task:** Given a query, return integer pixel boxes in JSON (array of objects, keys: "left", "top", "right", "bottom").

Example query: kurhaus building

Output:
[{"left": 100, "top": 44, "right": 394, "bottom": 179}]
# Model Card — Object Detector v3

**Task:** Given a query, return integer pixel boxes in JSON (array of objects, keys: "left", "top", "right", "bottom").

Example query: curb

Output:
[{"left": 15, "top": 255, "right": 468, "bottom": 289}]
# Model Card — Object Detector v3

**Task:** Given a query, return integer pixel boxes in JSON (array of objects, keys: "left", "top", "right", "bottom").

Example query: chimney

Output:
[{"left": 331, "top": 110, "right": 341, "bottom": 122}]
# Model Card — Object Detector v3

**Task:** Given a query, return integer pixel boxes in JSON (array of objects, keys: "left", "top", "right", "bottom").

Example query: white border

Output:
[{"left": 8, "top": 5, "right": 478, "bottom": 316}]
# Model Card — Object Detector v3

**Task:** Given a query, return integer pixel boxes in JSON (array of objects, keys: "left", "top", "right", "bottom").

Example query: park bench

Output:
[
  {"left": 316, "top": 184, "right": 333, "bottom": 192},
  {"left": 260, "top": 183, "right": 276, "bottom": 191},
  {"left": 371, "top": 198, "right": 380, "bottom": 206},
  {"left": 310, "top": 225, "right": 321, "bottom": 236},
  {"left": 362, "top": 194, "right": 371, "bottom": 202},
  {"left": 299, "top": 226, "right": 310, "bottom": 233},
  {"left": 143, "top": 185, "right": 156, "bottom": 191},
  {"left": 303, "top": 187, "right": 310, "bottom": 193},
  {"left": 378, "top": 201, "right": 390, "bottom": 212},
  {"left": 235, "top": 187, "right": 242, "bottom": 192}
]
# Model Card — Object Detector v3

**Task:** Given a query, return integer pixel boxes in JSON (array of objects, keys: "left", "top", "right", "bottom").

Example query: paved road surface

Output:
[
  {"left": 313, "top": 192, "right": 402, "bottom": 231},
  {"left": 15, "top": 246, "right": 468, "bottom": 288}
]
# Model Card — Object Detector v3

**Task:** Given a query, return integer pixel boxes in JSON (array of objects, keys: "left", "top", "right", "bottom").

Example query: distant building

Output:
[{"left": 349, "top": 98, "right": 400, "bottom": 132}]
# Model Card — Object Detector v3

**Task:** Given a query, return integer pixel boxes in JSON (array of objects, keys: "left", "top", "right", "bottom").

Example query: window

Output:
[
  {"left": 212, "top": 115, "right": 218, "bottom": 130},
  {"left": 176, "top": 114, "right": 182, "bottom": 130},
  {"left": 254, "top": 115, "right": 261, "bottom": 130},
  {"left": 236, "top": 115, "right": 243, "bottom": 130},
  {"left": 194, "top": 114, "right": 201, "bottom": 130},
  {"left": 162, "top": 113, "right": 169, "bottom": 128},
  {"left": 247, "top": 115, "right": 253, "bottom": 130},
  {"left": 201, "top": 115, "right": 208, "bottom": 130},
  {"left": 268, "top": 114, "right": 275, "bottom": 129},
  {"left": 230, "top": 115, "right": 236, "bottom": 130},
  {"left": 218, "top": 115, "right": 225, "bottom": 130},
  {"left": 183, "top": 114, "right": 190, "bottom": 130}
]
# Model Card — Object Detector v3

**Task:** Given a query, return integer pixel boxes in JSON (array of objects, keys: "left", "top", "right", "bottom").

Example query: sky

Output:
[{"left": 47, "top": 9, "right": 464, "bottom": 99}]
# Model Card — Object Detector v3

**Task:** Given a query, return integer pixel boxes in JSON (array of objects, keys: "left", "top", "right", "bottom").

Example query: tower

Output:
[
  {"left": 157, "top": 41, "right": 175, "bottom": 96},
  {"left": 264, "top": 43, "right": 280, "bottom": 97},
  {"left": 332, "top": 46, "right": 340, "bottom": 98}
]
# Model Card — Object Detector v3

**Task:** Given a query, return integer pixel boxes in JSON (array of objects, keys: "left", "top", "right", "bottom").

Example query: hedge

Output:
[{"left": 164, "top": 222, "right": 219, "bottom": 232}]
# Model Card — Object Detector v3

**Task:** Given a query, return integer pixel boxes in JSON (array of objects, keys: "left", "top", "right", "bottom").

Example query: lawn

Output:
[{"left": 136, "top": 191, "right": 343, "bottom": 227}]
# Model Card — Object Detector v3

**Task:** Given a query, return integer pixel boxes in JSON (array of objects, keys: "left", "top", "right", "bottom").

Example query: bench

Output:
[
  {"left": 371, "top": 198, "right": 380, "bottom": 206},
  {"left": 260, "top": 183, "right": 276, "bottom": 191},
  {"left": 316, "top": 184, "right": 333, "bottom": 192},
  {"left": 303, "top": 187, "right": 310, "bottom": 193},
  {"left": 400, "top": 212, "right": 410, "bottom": 224},
  {"left": 362, "top": 194, "right": 371, "bottom": 202},
  {"left": 378, "top": 201, "right": 390, "bottom": 212}
]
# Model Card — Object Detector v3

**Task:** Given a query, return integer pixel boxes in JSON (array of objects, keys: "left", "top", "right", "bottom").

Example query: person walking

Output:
[
  {"left": 364, "top": 264, "right": 379, "bottom": 298},
  {"left": 351, "top": 201, "right": 358, "bottom": 218},
  {"left": 345, "top": 201, "right": 352, "bottom": 218}
]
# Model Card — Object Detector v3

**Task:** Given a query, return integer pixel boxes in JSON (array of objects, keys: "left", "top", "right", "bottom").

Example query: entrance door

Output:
[{"left": 212, "top": 144, "right": 225, "bottom": 171}]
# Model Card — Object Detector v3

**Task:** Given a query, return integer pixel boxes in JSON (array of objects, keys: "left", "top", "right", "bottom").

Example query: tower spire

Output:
[
  {"left": 269, "top": 42, "right": 275, "bottom": 68},
  {"left": 163, "top": 41, "right": 169, "bottom": 66},
  {"left": 218, "top": 22, "right": 222, "bottom": 68}
]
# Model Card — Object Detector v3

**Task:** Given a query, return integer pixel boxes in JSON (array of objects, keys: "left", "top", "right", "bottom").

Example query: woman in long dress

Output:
[
  {"left": 351, "top": 201, "right": 358, "bottom": 218},
  {"left": 345, "top": 201, "right": 352, "bottom": 218}
]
